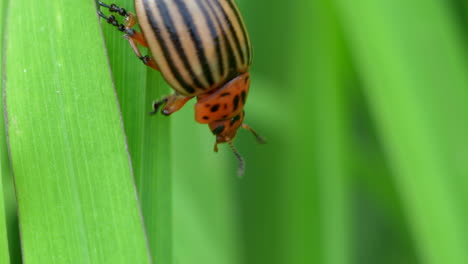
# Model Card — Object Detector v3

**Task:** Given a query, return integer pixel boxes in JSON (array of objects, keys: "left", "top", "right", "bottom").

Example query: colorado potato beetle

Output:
[{"left": 98, "top": 0, "right": 264, "bottom": 175}]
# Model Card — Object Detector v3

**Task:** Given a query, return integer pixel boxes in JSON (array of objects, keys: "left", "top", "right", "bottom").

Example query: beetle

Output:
[{"left": 97, "top": 0, "right": 264, "bottom": 175}]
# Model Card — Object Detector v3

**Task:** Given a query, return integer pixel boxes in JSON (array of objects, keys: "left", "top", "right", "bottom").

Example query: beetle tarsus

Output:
[
  {"left": 98, "top": 2, "right": 157, "bottom": 69},
  {"left": 97, "top": 10, "right": 107, "bottom": 20},
  {"left": 125, "top": 28, "right": 136, "bottom": 37},
  {"left": 150, "top": 98, "right": 168, "bottom": 115},
  {"left": 109, "top": 4, "right": 129, "bottom": 17},
  {"left": 140, "top": 55, "right": 150, "bottom": 64},
  {"left": 98, "top": 2, "right": 129, "bottom": 17},
  {"left": 98, "top": 1, "right": 110, "bottom": 9},
  {"left": 98, "top": 11, "right": 126, "bottom": 32}
]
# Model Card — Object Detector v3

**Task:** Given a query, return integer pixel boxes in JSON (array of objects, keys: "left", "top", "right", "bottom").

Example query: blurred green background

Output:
[{"left": 2, "top": 0, "right": 468, "bottom": 263}]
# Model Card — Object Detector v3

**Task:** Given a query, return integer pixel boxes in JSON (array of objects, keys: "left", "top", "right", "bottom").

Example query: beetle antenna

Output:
[
  {"left": 228, "top": 141, "right": 245, "bottom": 177},
  {"left": 242, "top": 124, "right": 267, "bottom": 144}
]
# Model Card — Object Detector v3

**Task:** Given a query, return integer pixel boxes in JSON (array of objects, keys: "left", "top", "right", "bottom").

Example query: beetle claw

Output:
[
  {"left": 98, "top": 1, "right": 110, "bottom": 9},
  {"left": 150, "top": 99, "right": 167, "bottom": 115}
]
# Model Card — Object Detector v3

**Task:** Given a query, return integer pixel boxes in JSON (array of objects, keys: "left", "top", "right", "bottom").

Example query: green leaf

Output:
[
  {"left": 333, "top": 0, "right": 468, "bottom": 263},
  {"left": 3, "top": 0, "right": 151, "bottom": 263},
  {"left": 99, "top": 0, "right": 172, "bottom": 262}
]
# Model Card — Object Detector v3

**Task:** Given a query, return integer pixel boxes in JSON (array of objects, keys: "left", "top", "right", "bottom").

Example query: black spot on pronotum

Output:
[
  {"left": 230, "top": 114, "right": 241, "bottom": 126},
  {"left": 233, "top": 95, "right": 240, "bottom": 111},
  {"left": 203, "top": 116, "right": 209, "bottom": 120},
  {"left": 220, "top": 92, "right": 231, "bottom": 97},
  {"left": 241, "top": 91, "right": 246, "bottom": 104},
  {"left": 212, "top": 124, "right": 225, "bottom": 135},
  {"left": 211, "top": 104, "right": 220, "bottom": 112}
]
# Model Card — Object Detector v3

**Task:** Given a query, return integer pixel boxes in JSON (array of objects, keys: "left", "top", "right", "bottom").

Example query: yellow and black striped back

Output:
[{"left": 135, "top": 0, "right": 252, "bottom": 96}]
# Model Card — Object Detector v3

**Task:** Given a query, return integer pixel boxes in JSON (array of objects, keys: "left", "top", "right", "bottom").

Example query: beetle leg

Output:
[
  {"left": 241, "top": 124, "right": 267, "bottom": 144},
  {"left": 124, "top": 33, "right": 159, "bottom": 71},
  {"left": 151, "top": 94, "right": 193, "bottom": 116},
  {"left": 98, "top": 2, "right": 159, "bottom": 71},
  {"left": 98, "top": 2, "right": 130, "bottom": 19},
  {"left": 98, "top": 2, "right": 145, "bottom": 45}
]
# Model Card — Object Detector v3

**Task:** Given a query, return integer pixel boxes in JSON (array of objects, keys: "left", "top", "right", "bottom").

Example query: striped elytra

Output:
[
  {"left": 99, "top": 0, "right": 263, "bottom": 175},
  {"left": 134, "top": 0, "right": 252, "bottom": 96}
]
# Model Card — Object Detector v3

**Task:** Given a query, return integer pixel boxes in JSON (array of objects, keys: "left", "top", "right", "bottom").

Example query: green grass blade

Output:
[
  {"left": 171, "top": 107, "right": 242, "bottom": 264},
  {"left": 4, "top": 0, "right": 151, "bottom": 262},
  {"left": 1, "top": 1, "right": 9, "bottom": 263},
  {"left": 333, "top": 0, "right": 468, "bottom": 263},
  {"left": 350, "top": 99, "right": 420, "bottom": 264},
  {"left": 234, "top": 79, "right": 291, "bottom": 264},
  {"left": 0, "top": 173, "right": 9, "bottom": 264},
  {"left": 232, "top": 2, "right": 293, "bottom": 263},
  {"left": 288, "top": 1, "right": 352, "bottom": 263},
  {"left": 99, "top": 0, "right": 172, "bottom": 261},
  {"left": 1, "top": 0, "right": 21, "bottom": 262},
  {"left": 142, "top": 79, "right": 172, "bottom": 264}
]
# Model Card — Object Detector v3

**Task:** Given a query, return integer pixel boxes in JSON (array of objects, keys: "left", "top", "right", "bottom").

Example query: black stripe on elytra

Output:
[
  {"left": 209, "top": 0, "right": 245, "bottom": 66},
  {"left": 194, "top": 0, "right": 225, "bottom": 79},
  {"left": 155, "top": 0, "right": 205, "bottom": 89},
  {"left": 174, "top": 0, "right": 215, "bottom": 87},
  {"left": 205, "top": 0, "right": 237, "bottom": 72},
  {"left": 144, "top": 0, "right": 195, "bottom": 94},
  {"left": 226, "top": 0, "right": 251, "bottom": 64}
]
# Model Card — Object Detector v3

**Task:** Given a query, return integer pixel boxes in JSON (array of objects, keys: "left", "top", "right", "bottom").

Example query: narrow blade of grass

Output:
[
  {"left": 333, "top": 0, "right": 468, "bottom": 263},
  {"left": 288, "top": 1, "right": 352, "bottom": 263},
  {"left": 235, "top": 79, "right": 291, "bottom": 264},
  {"left": 99, "top": 0, "right": 172, "bottom": 262},
  {"left": 0, "top": 3, "right": 8, "bottom": 264},
  {"left": 0, "top": 174, "right": 9, "bottom": 264},
  {"left": 171, "top": 106, "right": 242, "bottom": 264},
  {"left": 1, "top": 0, "right": 21, "bottom": 262},
  {"left": 350, "top": 94, "right": 419, "bottom": 264},
  {"left": 4, "top": 0, "right": 151, "bottom": 262},
  {"left": 236, "top": 2, "right": 293, "bottom": 263}
]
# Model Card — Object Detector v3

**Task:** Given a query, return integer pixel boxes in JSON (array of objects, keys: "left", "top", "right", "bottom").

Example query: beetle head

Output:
[
  {"left": 210, "top": 112, "right": 246, "bottom": 176},
  {"left": 210, "top": 111, "right": 245, "bottom": 151}
]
